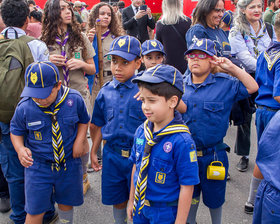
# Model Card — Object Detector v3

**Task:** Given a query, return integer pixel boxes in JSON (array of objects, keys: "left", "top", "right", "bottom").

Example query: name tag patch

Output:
[{"left": 28, "top": 121, "right": 42, "bottom": 126}]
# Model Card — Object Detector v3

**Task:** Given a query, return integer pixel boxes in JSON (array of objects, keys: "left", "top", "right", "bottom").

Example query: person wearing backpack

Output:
[{"left": 0, "top": 0, "right": 57, "bottom": 223}]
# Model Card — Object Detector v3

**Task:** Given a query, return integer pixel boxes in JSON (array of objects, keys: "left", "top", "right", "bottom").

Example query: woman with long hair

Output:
[
  {"left": 155, "top": 0, "right": 191, "bottom": 74},
  {"left": 229, "top": 0, "right": 275, "bottom": 215},
  {"left": 41, "top": 0, "right": 96, "bottom": 198},
  {"left": 186, "top": 0, "right": 231, "bottom": 58}
]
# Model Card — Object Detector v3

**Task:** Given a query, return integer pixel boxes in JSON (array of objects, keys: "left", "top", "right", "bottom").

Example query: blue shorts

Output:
[
  {"left": 25, "top": 158, "right": 83, "bottom": 215},
  {"left": 253, "top": 180, "right": 280, "bottom": 224},
  {"left": 193, "top": 148, "right": 228, "bottom": 209},
  {"left": 255, "top": 107, "right": 276, "bottom": 141},
  {"left": 102, "top": 144, "right": 132, "bottom": 205},
  {"left": 133, "top": 204, "right": 177, "bottom": 224}
]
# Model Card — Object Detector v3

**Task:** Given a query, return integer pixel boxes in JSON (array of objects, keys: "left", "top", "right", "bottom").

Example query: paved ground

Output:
[{"left": 0, "top": 122, "right": 257, "bottom": 224}]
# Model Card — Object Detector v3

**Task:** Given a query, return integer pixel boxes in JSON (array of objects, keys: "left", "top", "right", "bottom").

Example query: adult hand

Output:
[
  {"left": 17, "top": 146, "right": 33, "bottom": 168},
  {"left": 147, "top": 7, "right": 152, "bottom": 18},
  {"left": 87, "top": 27, "right": 96, "bottom": 42},
  {"left": 91, "top": 152, "right": 102, "bottom": 172},
  {"left": 49, "top": 54, "right": 66, "bottom": 67},
  {"left": 127, "top": 200, "right": 134, "bottom": 221},
  {"left": 135, "top": 10, "right": 147, "bottom": 20},
  {"left": 66, "top": 58, "right": 84, "bottom": 70}
]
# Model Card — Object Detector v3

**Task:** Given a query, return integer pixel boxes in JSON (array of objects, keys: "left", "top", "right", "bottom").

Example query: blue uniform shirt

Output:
[
  {"left": 256, "top": 110, "right": 280, "bottom": 191},
  {"left": 91, "top": 76, "right": 146, "bottom": 148},
  {"left": 182, "top": 73, "right": 249, "bottom": 148},
  {"left": 185, "top": 24, "right": 231, "bottom": 57},
  {"left": 130, "top": 122, "right": 200, "bottom": 202},
  {"left": 255, "top": 42, "right": 280, "bottom": 109},
  {"left": 10, "top": 87, "right": 90, "bottom": 161}
]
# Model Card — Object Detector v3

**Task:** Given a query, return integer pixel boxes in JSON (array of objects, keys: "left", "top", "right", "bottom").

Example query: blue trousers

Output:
[
  {"left": 253, "top": 180, "right": 280, "bottom": 224},
  {"left": 0, "top": 122, "right": 55, "bottom": 223},
  {"left": 0, "top": 165, "right": 9, "bottom": 198}
]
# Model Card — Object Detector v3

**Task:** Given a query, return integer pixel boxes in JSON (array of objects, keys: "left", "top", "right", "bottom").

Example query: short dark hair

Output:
[
  {"left": 30, "top": 9, "right": 42, "bottom": 22},
  {"left": 137, "top": 81, "right": 182, "bottom": 107},
  {"left": 192, "top": 0, "right": 224, "bottom": 27},
  {"left": 1, "top": 0, "right": 29, "bottom": 27},
  {"left": 117, "top": 1, "right": 125, "bottom": 8},
  {"left": 27, "top": 0, "right": 35, "bottom": 6},
  {"left": 268, "top": 0, "right": 276, "bottom": 6}
]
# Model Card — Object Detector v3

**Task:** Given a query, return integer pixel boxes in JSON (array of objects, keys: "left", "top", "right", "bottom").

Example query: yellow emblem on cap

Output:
[
  {"left": 155, "top": 172, "right": 166, "bottom": 184},
  {"left": 151, "top": 41, "right": 157, "bottom": 47},
  {"left": 196, "top": 39, "right": 203, "bottom": 47},
  {"left": 30, "top": 72, "right": 38, "bottom": 85},
  {"left": 118, "top": 38, "right": 126, "bottom": 48},
  {"left": 190, "top": 150, "right": 197, "bottom": 162}
]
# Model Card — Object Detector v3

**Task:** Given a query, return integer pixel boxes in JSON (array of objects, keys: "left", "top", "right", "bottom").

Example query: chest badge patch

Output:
[
  {"left": 74, "top": 52, "right": 81, "bottom": 59},
  {"left": 190, "top": 150, "right": 197, "bottom": 162},
  {"left": 34, "top": 131, "right": 42, "bottom": 141},
  {"left": 136, "top": 138, "right": 144, "bottom": 145},
  {"left": 30, "top": 72, "right": 38, "bottom": 85},
  {"left": 67, "top": 99, "right": 73, "bottom": 107},
  {"left": 155, "top": 172, "right": 166, "bottom": 184},
  {"left": 163, "top": 142, "right": 172, "bottom": 153}
]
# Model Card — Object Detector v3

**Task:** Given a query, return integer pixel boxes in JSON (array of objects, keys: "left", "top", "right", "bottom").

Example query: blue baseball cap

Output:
[
  {"left": 141, "top": 40, "right": 166, "bottom": 56},
  {"left": 184, "top": 38, "right": 217, "bottom": 56},
  {"left": 21, "top": 61, "right": 60, "bottom": 99},
  {"left": 221, "top": 10, "right": 233, "bottom": 26},
  {"left": 105, "top": 35, "right": 142, "bottom": 61},
  {"left": 132, "top": 64, "right": 184, "bottom": 93}
]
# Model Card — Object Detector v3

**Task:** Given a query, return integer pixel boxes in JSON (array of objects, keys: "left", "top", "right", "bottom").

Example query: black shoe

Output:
[
  {"left": 236, "top": 156, "right": 249, "bottom": 172},
  {"left": 43, "top": 211, "right": 59, "bottom": 224},
  {"left": 0, "top": 197, "right": 11, "bottom": 213},
  {"left": 227, "top": 172, "right": 230, "bottom": 181},
  {"left": 244, "top": 201, "right": 254, "bottom": 214}
]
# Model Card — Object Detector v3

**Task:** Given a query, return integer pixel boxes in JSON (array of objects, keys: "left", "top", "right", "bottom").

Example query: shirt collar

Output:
[
  {"left": 186, "top": 73, "right": 216, "bottom": 88},
  {"left": 249, "top": 20, "right": 265, "bottom": 37},
  {"left": 1, "top": 27, "right": 26, "bottom": 38},
  {"left": 113, "top": 75, "right": 136, "bottom": 89},
  {"left": 131, "top": 4, "right": 138, "bottom": 13}
]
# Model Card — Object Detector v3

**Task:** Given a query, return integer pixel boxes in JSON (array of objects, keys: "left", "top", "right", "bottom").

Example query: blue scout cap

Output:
[
  {"left": 221, "top": 10, "right": 233, "bottom": 26},
  {"left": 141, "top": 39, "right": 166, "bottom": 56},
  {"left": 21, "top": 61, "right": 59, "bottom": 99},
  {"left": 184, "top": 38, "right": 217, "bottom": 56},
  {"left": 132, "top": 64, "right": 184, "bottom": 93},
  {"left": 105, "top": 35, "right": 142, "bottom": 61}
]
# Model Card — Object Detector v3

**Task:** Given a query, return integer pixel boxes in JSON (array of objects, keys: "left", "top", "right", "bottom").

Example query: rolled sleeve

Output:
[{"left": 91, "top": 92, "right": 105, "bottom": 127}]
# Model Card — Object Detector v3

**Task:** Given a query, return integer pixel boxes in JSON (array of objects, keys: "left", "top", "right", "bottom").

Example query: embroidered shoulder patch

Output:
[{"left": 190, "top": 150, "right": 197, "bottom": 162}]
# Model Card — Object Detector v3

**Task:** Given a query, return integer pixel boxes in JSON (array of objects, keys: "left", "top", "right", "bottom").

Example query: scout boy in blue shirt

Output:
[
  {"left": 127, "top": 64, "right": 200, "bottom": 224},
  {"left": 141, "top": 39, "right": 165, "bottom": 69},
  {"left": 245, "top": 14, "right": 280, "bottom": 214},
  {"left": 10, "top": 61, "right": 90, "bottom": 224},
  {"left": 253, "top": 110, "right": 280, "bottom": 224},
  {"left": 182, "top": 39, "right": 258, "bottom": 224},
  {"left": 90, "top": 35, "right": 146, "bottom": 224}
]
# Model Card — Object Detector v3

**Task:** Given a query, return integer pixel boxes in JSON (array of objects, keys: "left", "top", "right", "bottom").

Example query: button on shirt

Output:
[
  {"left": 182, "top": 73, "right": 249, "bottom": 149},
  {"left": 10, "top": 88, "right": 90, "bottom": 161},
  {"left": 130, "top": 123, "right": 199, "bottom": 202},
  {"left": 255, "top": 42, "right": 280, "bottom": 109},
  {"left": 257, "top": 110, "right": 280, "bottom": 190},
  {"left": 91, "top": 76, "right": 146, "bottom": 148}
]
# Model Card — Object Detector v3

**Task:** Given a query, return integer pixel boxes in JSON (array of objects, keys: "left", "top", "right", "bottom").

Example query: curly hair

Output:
[
  {"left": 41, "top": 0, "right": 87, "bottom": 59},
  {"left": 192, "top": 0, "right": 224, "bottom": 27},
  {"left": 88, "top": 2, "right": 124, "bottom": 37},
  {"left": 1, "top": 0, "right": 29, "bottom": 27}
]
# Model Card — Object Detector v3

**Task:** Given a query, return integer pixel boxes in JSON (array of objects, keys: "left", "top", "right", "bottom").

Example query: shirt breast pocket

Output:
[
  {"left": 103, "top": 108, "right": 115, "bottom": 134},
  {"left": 27, "top": 121, "right": 50, "bottom": 143},
  {"left": 203, "top": 101, "right": 224, "bottom": 125},
  {"left": 62, "top": 115, "right": 79, "bottom": 139},
  {"left": 150, "top": 158, "right": 174, "bottom": 185},
  {"left": 127, "top": 108, "right": 145, "bottom": 132}
]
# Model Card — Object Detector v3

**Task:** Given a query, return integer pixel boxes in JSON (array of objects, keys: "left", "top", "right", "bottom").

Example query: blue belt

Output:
[
  {"left": 144, "top": 199, "right": 178, "bottom": 207},
  {"left": 196, "top": 142, "right": 230, "bottom": 157},
  {"left": 257, "top": 105, "right": 279, "bottom": 112}
]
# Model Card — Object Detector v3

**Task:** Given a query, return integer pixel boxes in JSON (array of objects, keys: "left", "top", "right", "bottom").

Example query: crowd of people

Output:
[{"left": 0, "top": 0, "right": 280, "bottom": 223}]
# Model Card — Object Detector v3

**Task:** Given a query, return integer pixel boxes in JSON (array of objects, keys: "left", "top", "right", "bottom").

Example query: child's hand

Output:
[
  {"left": 87, "top": 28, "right": 96, "bottom": 42},
  {"left": 49, "top": 54, "right": 66, "bottom": 67},
  {"left": 73, "top": 138, "right": 86, "bottom": 158},
  {"left": 91, "top": 152, "right": 102, "bottom": 172},
  {"left": 127, "top": 200, "right": 134, "bottom": 221},
  {"left": 66, "top": 58, "right": 84, "bottom": 71},
  {"left": 210, "top": 56, "right": 234, "bottom": 74},
  {"left": 17, "top": 146, "right": 33, "bottom": 168},
  {"left": 134, "top": 91, "right": 141, "bottom": 101}
]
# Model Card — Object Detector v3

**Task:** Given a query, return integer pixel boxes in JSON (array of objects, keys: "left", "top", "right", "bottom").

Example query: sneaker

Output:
[
  {"left": 236, "top": 156, "right": 249, "bottom": 172},
  {"left": 227, "top": 172, "right": 230, "bottom": 181},
  {"left": 0, "top": 197, "right": 11, "bottom": 213},
  {"left": 43, "top": 211, "right": 59, "bottom": 224},
  {"left": 244, "top": 201, "right": 254, "bottom": 214}
]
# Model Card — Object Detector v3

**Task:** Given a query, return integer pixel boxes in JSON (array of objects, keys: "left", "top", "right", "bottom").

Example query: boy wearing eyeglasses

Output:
[{"left": 182, "top": 38, "right": 258, "bottom": 224}]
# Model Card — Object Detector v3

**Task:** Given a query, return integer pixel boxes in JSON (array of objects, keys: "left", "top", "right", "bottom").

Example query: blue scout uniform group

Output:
[
  {"left": 253, "top": 110, "right": 280, "bottom": 224},
  {"left": 10, "top": 62, "right": 90, "bottom": 215},
  {"left": 91, "top": 36, "right": 146, "bottom": 205},
  {"left": 182, "top": 39, "right": 249, "bottom": 209},
  {"left": 131, "top": 64, "right": 199, "bottom": 223}
]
